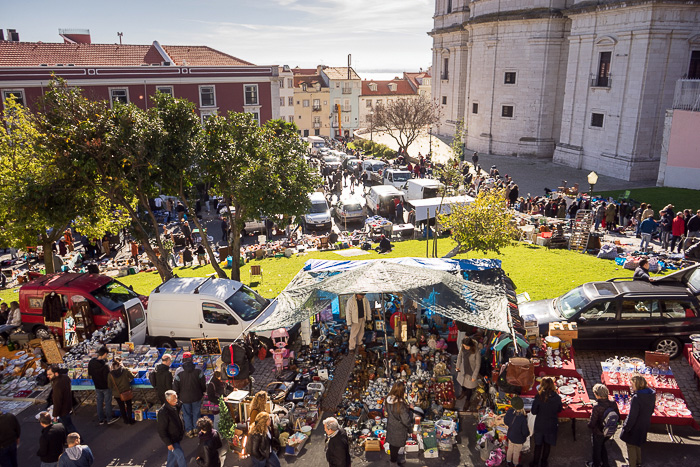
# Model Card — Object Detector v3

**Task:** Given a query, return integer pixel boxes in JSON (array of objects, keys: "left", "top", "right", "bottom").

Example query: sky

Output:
[{"left": 3, "top": 0, "right": 435, "bottom": 79}]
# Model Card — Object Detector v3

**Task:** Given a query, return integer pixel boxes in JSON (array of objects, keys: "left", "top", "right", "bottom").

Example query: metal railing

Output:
[
  {"left": 312, "top": 105, "right": 322, "bottom": 111},
  {"left": 673, "top": 79, "right": 700, "bottom": 111},
  {"left": 342, "top": 88, "right": 353, "bottom": 94},
  {"left": 313, "top": 122, "right": 321, "bottom": 128},
  {"left": 590, "top": 74, "right": 612, "bottom": 88}
]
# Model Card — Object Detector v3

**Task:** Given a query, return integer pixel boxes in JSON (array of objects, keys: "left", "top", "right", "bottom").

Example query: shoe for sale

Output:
[
  {"left": 107, "top": 416, "right": 120, "bottom": 425},
  {"left": 98, "top": 420, "right": 106, "bottom": 426}
]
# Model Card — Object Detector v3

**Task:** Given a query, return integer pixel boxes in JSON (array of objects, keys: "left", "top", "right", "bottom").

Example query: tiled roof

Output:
[
  {"left": 0, "top": 41, "right": 253, "bottom": 67},
  {"left": 361, "top": 79, "right": 417, "bottom": 96},
  {"left": 294, "top": 75, "right": 327, "bottom": 88},
  {"left": 322, "top": 67, "right": 360, "bottom": 80},
  {"left": 404, "top": 72, "right": 431, "bottom": 89},
  {"left": 292, "top": 67, "right": 317, "bottom": 75}
]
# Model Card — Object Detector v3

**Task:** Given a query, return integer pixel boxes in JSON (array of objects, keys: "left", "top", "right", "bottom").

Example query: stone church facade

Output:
[{"left": 430, "top": 0, "right": 700, "bottom": 181}]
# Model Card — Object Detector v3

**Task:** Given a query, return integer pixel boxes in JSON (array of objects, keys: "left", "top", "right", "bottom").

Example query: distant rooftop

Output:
[{"left": 322, "top": 66, "right": 360, "bottom": 80}]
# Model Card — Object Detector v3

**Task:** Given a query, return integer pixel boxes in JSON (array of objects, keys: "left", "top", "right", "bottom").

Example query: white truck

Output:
[
  {"left": 307, "top": 135, "right": 326, "bottom": 155},
  {"left": 401, "top": 179, "right": 444, "bottom": 201},
  {"left": 382, "top": 168, "right": 412, "bottom": 189}
]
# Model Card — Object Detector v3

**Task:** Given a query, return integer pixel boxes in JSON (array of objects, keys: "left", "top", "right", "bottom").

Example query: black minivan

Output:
[{"left": 519, "top": 271, "right": 700, "bottom": 358}]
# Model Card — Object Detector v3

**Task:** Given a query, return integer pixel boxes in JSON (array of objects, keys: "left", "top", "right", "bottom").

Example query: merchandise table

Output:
[
  {"left": 70, "top": 384, "right": 154, "bottom": 408},
  {"left": 600, "top": 371, "right": 682, "bottom": 397},
  {"left": 683, "top": 344, "right": 700, "bottom": 391},
  {"left": 532, "top": 347, "right": 581, "bottom": 379}
]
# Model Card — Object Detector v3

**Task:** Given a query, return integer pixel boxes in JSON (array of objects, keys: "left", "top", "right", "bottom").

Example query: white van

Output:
[
  {"left": 302, "top": 192, "right": 332, "bottom": 231},
  {"left": 308, "top": 136, "right": 326, "bottom": 155},
  {"left": 402, "top": 179, "right": 444, "bottom": 201},
  {"left": 147, "top": 277, "right": 278, "bottom": 348},
  {"left": 382, "top": 168, "right": 412, "bottom": 189},
  {"left": 366, "top": 185, "right": 404, "bottom": 218}
]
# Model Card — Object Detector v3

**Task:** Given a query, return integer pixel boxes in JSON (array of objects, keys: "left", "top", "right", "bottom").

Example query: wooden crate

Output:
[
  {"left": 364, "top": 439, "right": 382, "bottom": 452},
  {"left": 645, "top": 351, "right": 670, "bottom": 371},
  {"left": 548, "top": 322, "right": 578, "bottom": 344}
]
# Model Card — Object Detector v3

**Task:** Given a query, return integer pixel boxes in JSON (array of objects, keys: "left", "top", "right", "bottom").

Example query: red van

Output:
[{"left": 19, "top": 273, "right": 148, "bottom": 344}]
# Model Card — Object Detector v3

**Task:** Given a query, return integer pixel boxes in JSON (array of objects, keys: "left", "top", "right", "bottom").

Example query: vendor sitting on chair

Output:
[
  {"left": 0, "top": 301, "right": 21, "bottom": 338},
  {"left": 376, "top": 235, "right": 393, "bottom": 254}
]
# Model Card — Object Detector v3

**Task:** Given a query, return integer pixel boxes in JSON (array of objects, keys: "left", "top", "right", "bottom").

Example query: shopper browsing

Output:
[
  {"left": 345, "top": 293, "right": 370, "bottom": 352},
  {"left": 456, "top": 337, "right": 481, "bottom": 409},
  {"left": 323, "top": 417, "right": 350, "bottom": 467},
  {"left": 247, "top": 412, "right": 281, "bottom": 467},
  {"left": 620, "top": 375, "right": 655, "bottom": 467},
  {"left": 195, "top": 417, "right": 223, "bottom": 467},
  {"left": 173, "top": 352, "right": 207, "bottom": 438},
  {"left": 87, "top": 347, "right": 119, "bottom": 425},
  {"left": 586, "top": 384, "right": 620, "bottom": 467},
  {"left": 57, "top": 433, "right": 93, "bottom": 467},
  {"left": 530, "top": 376, "right": 562, "bottom": 467},
  {"left": 157, "top": 390, "right": 186, "bottom": 467},
  {"left": 385, "top": 381, "right": 413, "bottom": 467},
  {"left": 37, "top": 411, "right": 66, "bottom": 467},
  {"left": 504, "top": 396, "right": 530, "bottom": 467}
]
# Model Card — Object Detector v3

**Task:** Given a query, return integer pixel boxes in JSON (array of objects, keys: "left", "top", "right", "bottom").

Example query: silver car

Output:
[{"left": 333, "top": 198, "right": 365, "bottom": 224}]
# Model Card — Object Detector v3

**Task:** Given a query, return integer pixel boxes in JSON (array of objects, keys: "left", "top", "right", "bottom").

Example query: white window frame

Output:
[
  {"left": 287, "top": 78, "right": 293, "bottom": 88},
  {"left": 303, "top": 99, "right": 310, "bottom": 107},
  {"left": 280, "top": 97, "right": 285, "bottom": 107},
  {"left": 156, "top": 86, "right": 173, "bottom": 96},
  {"left": 313, "top": 98, "right": 320, "bottom": 108},
  {"left": 246, "top": 110, "right": 260, "bottom": 126},
  {"left": 109, "top": 88, "right": 129, "bottom": 107},
  {"left": 501, "top": 104, "right": 515, "bottom": 119},
  {"left": 200, "top": 109, "right": 217, "bottom": 124},
  {"left": 279, "top": 79, "right": 284, "bottom": 89},
  {"left": 366, "top": 99, "right": 372, "bottom": 108},
  {"left": 244, "top": 84, "right": 259, "bottom": 106},
  {"left": 199, "top": 85, "right": 216, "bottom": 108},
  {"left": 589, "top": 111, "right": 606, "bottom": 129},
  {"left": 2, "top": 89, "right": 25, "bottom": 107}
]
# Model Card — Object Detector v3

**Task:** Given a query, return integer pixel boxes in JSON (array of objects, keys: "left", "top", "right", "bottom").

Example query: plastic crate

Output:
[
  {"left": 71, "top": 379, "right": 93, "bottom": 386},
  {"left": 146, "top": 411, "right": 158, "bottom": 420},
  {"left": 134, "top": 378, "right": 149, "bottom": 385}
]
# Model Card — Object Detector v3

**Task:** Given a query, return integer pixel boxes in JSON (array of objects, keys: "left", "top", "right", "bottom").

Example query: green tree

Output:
[
  {"left": 203, "top": 115, "right": 320, "bottom": 281},
  {"left": 39, "top": 80, "right": 172, "bottom": 280},
  {"left": 439, "top": 188, "right": 520, "bottom": 255},
  {"left": 0, "top": 96, "right": 126, "bottom": 273}
]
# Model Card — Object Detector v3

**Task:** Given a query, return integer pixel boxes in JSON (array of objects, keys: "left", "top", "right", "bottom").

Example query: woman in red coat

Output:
[{"left": 671, "top": 212, "right": 686, "bottom": 253}]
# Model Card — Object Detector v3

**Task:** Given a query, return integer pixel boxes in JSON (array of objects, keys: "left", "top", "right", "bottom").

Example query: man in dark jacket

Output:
[
  {"left": 87, "top": 347, "right": 118, "bottom": 425},
  {"left": 173, "top": 352, "right": 206, "bottom": 438},
  {"left": 323, "top": 417, "right": 350, "bottom": 467},
  {"left": 586, "top": 384, "right": 619, "bottom": 467},
  {"left": 220, "top": 342, "right": 254, "bottom": 390},
  {"left": 633, "top": 259, "right": 651, "bottom": 282},
  {"left": 157, "top": 390, "right": 186, "bottom": 467},
  {"left": 0, "top": 410, "right": 20, "bottom": 467},
  {"left": 37, "top": 411, "right": 66, "bottom": 466},
  {"left": 150, "top": 354, "right": 174, "bottom": 405},
  {"left": 47, "top": 365, "right": 78, "bottom": 435}
]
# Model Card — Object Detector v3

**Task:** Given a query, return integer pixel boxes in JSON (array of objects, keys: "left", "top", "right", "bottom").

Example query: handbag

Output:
[
  {"left": 110, "top": 374, "right": 134, "bottom": 401},
  {"left": 506, "top": 357, "right": 535, "bottom": 389}
]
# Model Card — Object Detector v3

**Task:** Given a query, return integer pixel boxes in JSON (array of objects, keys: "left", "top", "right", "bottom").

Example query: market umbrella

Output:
[{"left": 253, "top": 259, "right": 510, "bottom": 333}]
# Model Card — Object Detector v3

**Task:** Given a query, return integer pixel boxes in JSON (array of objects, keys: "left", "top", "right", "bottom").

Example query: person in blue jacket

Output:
[
  {"left": 620, "top": 375, "right": 655, "bottom": 467},
  {"left": 505, "top": 396, "right": 530, "bottom": 467},
  {"left": 638, "top": 215, "right": 658, "bottom": 252}
]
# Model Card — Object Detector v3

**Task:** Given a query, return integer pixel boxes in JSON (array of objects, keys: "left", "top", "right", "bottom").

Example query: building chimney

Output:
[
  {"left": 7, "top": 29, "right": 19, "bottom": 41},
  {"left": 59, "top": 28, "right": 91, "bottom": 44}
]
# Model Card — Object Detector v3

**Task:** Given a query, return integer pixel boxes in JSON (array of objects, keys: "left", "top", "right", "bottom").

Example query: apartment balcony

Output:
[
  {"left": 590, "top": 74, "right": 612, "bottom": 88},
  {"left": 673, "top": 79, "right": 700, "bottom": 112},
  {"left": 341, "top": 88, "right": 352, "bottom": 94},
  {"left": 312, "top": 105, "right": 322, "bottom": 111},
  {"left": 313, "top": 122, "right": 321, "bottom": 129}
]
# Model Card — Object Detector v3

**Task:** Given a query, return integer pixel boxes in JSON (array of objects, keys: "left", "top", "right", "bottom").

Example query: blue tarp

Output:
[{"left": 303, "top": 257, "right": 501, "bottom": 273}]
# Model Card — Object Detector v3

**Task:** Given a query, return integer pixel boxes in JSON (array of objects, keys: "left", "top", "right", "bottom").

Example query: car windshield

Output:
[
  {"left": 393, "top": 172, "right": 411, "bottom": 182},
  {"left": 92, "top": 280, "right": 140, "bottom": 311},
  {"left": 344, "top": 203, "right": 362, "bottom": 212},
  {"left": 310, "top": 202, "right": 328, "bottom": 213},
  {"left": 372, "top": 163, "right": 386, "bottom": 171},
  {"left": 324, "top": 156, "right": 339, "bottom": 163},
  {"left": 225, "top": 285, "right": 270, "bottom": 322},
  {"left": 556, "top": 286, "right": 591, "bottom": 319}
]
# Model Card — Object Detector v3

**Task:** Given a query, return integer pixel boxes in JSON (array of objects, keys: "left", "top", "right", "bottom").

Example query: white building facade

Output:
[
  {"left": 430, "top": 0, "right": 700, "bottom": 181},
  {"left": 276, "top": 65, "right": 295, "bottom": 123}
]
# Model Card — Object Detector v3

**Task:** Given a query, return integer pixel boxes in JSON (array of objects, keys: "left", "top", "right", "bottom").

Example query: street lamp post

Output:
[
  {"left": 587, "top": 171, "right": 598, "bottom": 199},
  {"left": 369, "top": 110, "right": 374, "bottom": 157},
  {"left": 429, "top": 126, "right": 432, "bottom": 158}
]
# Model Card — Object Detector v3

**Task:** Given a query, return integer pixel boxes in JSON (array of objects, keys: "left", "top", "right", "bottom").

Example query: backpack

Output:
[
  {"left": 148, "top": 369, "right": 157, "bottom": 388},
  {"left": 602, "top": 406, "right": 619, "bottom": 437}
]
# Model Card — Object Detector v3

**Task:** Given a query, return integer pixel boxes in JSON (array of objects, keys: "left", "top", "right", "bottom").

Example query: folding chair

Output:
[
  {"left": 250, "top": 264, "right": 263, "bottom": 285},
  {"left": 319, "top": 237, "right": 329, "bottom": 249}
]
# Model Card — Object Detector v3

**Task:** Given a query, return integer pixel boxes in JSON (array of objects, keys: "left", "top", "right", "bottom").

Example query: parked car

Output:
[
  {"left": 402, "top": 179, "right": 444, "bottom": 201},
  {"left": 322, "top": 155, "right": 342, "bottom": 171},
  {"left": 19, "top": 273, "right": 148, "bottom": 344},
  {"left": 365, "top": 185, "right": 404, "bottom": 218},
  {"left": 332, "top": 196, "right": 365, "bottom": 225},
  {"left": 652, "top": 264, "right": 700, "bottom": 296},
  {"left": 361, "top": 160, "right": 387, "bottom": 184},
  {"left": 519, "top": 276, "right": 700, "bottom": 358},
  {"left": 301, "top": 192, "right": 332, "bottom": 231}
]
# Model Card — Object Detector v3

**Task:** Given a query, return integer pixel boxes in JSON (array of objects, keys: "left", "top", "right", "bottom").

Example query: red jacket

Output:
[{"left": 672, "top": 216, "right": 686, "bottom": 236}]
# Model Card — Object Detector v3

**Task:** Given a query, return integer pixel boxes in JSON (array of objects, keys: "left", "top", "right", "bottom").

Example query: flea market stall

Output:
[{"left": 250, "top": 257, "right": 522, "bottom": 460}]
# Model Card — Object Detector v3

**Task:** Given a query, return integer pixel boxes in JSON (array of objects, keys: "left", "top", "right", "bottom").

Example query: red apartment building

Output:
[{"left": 0, "top": 29, "right": 279, "bottom": 124}]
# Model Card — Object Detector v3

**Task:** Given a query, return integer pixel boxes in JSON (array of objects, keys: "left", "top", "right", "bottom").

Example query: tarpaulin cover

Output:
[{"left": 253, "top": 257, "right": 512, "bottom": 333}]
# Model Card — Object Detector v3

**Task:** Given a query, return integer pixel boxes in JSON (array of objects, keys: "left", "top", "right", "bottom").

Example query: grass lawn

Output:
[
  {"left": 596, "top": 187, "right": 700, "bottom": 211},
  {"left": 0, "top": 237, "right": 645, "bottom": 305}
]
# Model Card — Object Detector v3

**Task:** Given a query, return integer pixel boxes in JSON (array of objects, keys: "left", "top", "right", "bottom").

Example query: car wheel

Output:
[
  {"left": 653, "top": 337, "right": 681, "bottom": 359},
  {"left": 156, "top": 337, "right": 178, "bottom": 349}
]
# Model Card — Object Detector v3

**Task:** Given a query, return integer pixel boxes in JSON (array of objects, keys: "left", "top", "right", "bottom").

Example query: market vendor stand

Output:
[{"left": 684, "top": 343, "right": 700, "bottom": 391}]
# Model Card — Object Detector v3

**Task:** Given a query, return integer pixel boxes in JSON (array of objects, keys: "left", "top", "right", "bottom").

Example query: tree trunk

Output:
[
  {"left": 122, "top": 196, "right": 173, "bottom": 282},
  {"left": 42, "top": 237, "right": 56, "bottom": 274},
  {"left": 181, "top": 194, "right": 227, "bottom": 279},
  {"left": 228, "top": 203, "right": 243, "bottom": 282}
]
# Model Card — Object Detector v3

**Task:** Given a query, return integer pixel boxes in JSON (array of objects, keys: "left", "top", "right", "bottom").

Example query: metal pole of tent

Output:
[{"left": 383, "top": 294, "right": 390, "bottom": 382}]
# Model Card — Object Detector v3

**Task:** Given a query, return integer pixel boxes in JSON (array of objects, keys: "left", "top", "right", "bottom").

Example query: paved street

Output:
[
  {"left": 11, "top": 349, "right": 700, "bottom": 467},
  {"left": 363, "top": 130, "right": 655, "bottom": 199}
]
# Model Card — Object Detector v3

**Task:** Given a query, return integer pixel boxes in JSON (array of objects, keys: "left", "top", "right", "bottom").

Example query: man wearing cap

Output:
[
  {"left": 346, "top": 293, "right": 370, "bottom": 352},
  {"left": 172, "top": 352, "right": 206, "bottom": 438}
]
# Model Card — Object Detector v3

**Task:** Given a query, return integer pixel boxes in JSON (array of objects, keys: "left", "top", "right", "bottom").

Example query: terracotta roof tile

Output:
[
  {"left": 361, "top": 79, "right": 417, "bottom": 96},
  {"left": 0, "top": 41, "right": 253, "bottom": 67},
  {"left": 294, "top": 75, "right": 327, "bottom": 88},
  {"left": 292, "top": 67, "right": 317, "bottom": 75},
  {"left": 322, "top": 67, "right": 360, "bottom": 80}
]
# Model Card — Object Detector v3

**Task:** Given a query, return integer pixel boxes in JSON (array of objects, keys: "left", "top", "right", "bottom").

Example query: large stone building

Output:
[
  {"left": 430, "top": 0, "right": 700, "bottom": 181},
  {"left": 0, "top": 29, "right": 280, "bottom": 125}
]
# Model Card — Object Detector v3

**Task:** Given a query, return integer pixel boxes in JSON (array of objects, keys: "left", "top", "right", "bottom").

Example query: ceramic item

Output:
[{"left": 559, "top": 386, "right": 576, "bottom": 395}]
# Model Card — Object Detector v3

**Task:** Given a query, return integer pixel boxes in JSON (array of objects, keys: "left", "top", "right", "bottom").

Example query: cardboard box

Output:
[
  {"left": 404, "top": 443, "right": 420, "bottom": 453},
  {"left": 364, "top": 439, "right": 382, "bottom": 452},
  {"left": 424, "top": 447, "right": 439, "bottom": 458},
  {"left": 548, "top": 321, "right": 578, "bottom": 344},
  {"left": 645, "top": 351, "right": 670, "bottom": 371}
]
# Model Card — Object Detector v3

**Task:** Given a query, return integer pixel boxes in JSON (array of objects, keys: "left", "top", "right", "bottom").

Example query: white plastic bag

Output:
[{"left": 523, "top": 412, "right": 536, "bottom": 452}]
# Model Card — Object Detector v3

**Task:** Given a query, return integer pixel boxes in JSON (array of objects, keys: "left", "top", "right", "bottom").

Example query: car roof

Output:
[
  {"left": 309, "top": 192, "right": 327, "bottom": 201},
  {"left": 409, "top": 179, "right": 442, "bottom": 187},
  {"left": 583, "top": 280, "right": 694, "bottom": 300},
  {"left": 370, "top": 185, "right": 402, "bottom": 195},
  {"left": 153, "top": 277, "right": 242, "bottom": 300},
  {"left": 22, "top": 273, "right": 112, "bottom": 294},
  {"left": 387, "top": 169, "right": 411, "bottom": 174}
]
